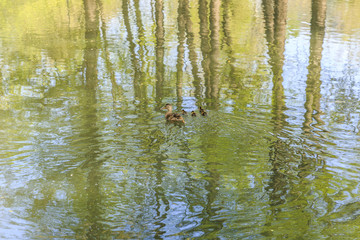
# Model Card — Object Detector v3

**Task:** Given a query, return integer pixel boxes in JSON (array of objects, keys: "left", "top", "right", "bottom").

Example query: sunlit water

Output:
[{"left": 1, "top": 0, "right": 360, "bottom": 238}]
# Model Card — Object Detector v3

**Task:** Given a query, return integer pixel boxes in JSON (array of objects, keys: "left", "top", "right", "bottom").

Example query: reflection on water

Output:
[{"left": 1, "top": 0, "right": 360, "bottom": 238}]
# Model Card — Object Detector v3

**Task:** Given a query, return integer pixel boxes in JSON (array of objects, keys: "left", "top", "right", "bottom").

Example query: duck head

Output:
[{"left": 161, "top": 104, "right": 172, "bottom": 112}]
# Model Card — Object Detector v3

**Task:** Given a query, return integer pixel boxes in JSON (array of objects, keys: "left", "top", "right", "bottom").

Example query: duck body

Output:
[
  {"left": 162, "top": 104, "right": 185, "bottom": 123},
  {"left": 199, "top": 106, "right": 207, "bottom": 116},
  {"left": 191, "top": 111, "right": 197, "bottom": 117}
]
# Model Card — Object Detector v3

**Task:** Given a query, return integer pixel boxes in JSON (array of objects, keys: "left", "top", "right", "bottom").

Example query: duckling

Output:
[
  {"left": 161, "top": 104, "right": 185, "bottom": 123},
  {"left": 191, "top": 111, "right": 197, "bottom": 117},
  {"left": 181, "top": 109, "right": 187, "bottom": 116},
  {"left": 199, "top": 106, "right": 207, "bottom": 116}
]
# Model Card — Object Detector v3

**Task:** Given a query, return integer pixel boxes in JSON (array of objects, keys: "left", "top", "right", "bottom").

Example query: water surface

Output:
[{"left": 1, "top": 0, "right": 360, "bottom": 238}]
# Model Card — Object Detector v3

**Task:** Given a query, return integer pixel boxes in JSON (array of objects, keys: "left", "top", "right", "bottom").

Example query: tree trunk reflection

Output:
[
  {"left": 122, "top": 0, "right": 147, "bottom": 109},
  {"left": 176, "top": 0, "right": 186, "bottom": 110},
  {"left": 154, "top": 1, "right": 169, "bottom": 238},
  {"left": 100, "top": 0, "right": 123, "bottom": 103},
  {"left": 208, "top": 0, "right": 221, "bottom": 109},
  {"left": 82, "top": 0, "right": 107, "bottom": 238},
  {"left": 184, "top": 0, "right": 202, "bottom": 103},
  {"left": 155, "top": 0, "right": 165, "bottom": 107},
  {"left": 303, "top": 0, "right": 326, "bottom": 132},
  {"left": 262, "top": 0, "right": 289, "bottom": 231},
  {"left": 199, "top": 0, "right": 210, "bottom": 107}
]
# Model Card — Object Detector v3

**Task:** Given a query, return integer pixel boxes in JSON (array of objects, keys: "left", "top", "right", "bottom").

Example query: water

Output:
[{"left": 1, "top": 0, "right": 360, "bottom": 238}]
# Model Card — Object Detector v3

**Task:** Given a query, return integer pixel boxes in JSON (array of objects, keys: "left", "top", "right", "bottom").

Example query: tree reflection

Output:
[
  {"left": 263, "top": 0, "right": 288, "bottom": 130},
  {"left": 80, "top": 0, "right": 107, "bottom": 238},
  {"left": 197, "top": 0, "right": 221, "bottom": 109},
  {"left": 133, "top": 0, "right": 146, "bottom": 67},
  {"left": 83, "top": 0, "right": 99, "bottom": 90},
  {"left": 133, "top": 0, "right": 148, "bottom": 108},
  {"left": 199, "top": 0, "right": 210, "bottom": 107},
  {"left": 297, "top": 0, "right": 327, "bottom": 221},
  {"left": 222, "top": 0, "right": 236, "bottom": 89},
  {"left": 176, "top": 0, "right": 204, "bottom": 108},
  {"left": 155, "top": 0, "right": 165, "bottom": 107},
  {"left": 0, "top": 69, "right": 3, "bottom": 96},
  {"left": 303, "top": 0, "right": 326, "bottom": 133},
  {"left": 191, "top": 125, "right": 224, "bottom": 237},
  {"left": 153, "top": 1, "right": 169, "bottom": 237},
  {"left": 4, "top": 0, "right": 360, "bottom": 238},
  {"left": 100, "top": 0, "right": 123, "bottom": 103},
  {"left": 153, "top": 154, "right": 169, "bottom": 238},
  {"left": 176, "top": 0, "right": 186, "bottom": 110},
  {"left": 262, "top": 0, "right": 328, "bottom": 236},
  {"left": 122, "top": 0, "right": 146, "bottom": 108},
  {"left": 184, "top": 0, "right": 202, "bottom": 103},
  {"left": 222, "top": 0, "right": 231, "bottom": 48},
  {"left": 198, "top": 164, "right": 223, "bottom": 237},
  {"left": 208, "top": 0, "right": 221, "bottom": 109},
  {"left": 262, "top": 0, "right": 290, "bottom": 231}
]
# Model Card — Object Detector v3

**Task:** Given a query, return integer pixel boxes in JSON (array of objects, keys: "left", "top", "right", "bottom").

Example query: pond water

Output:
[{"left": 1, "top": 0, "right": 360, "bottom": 238}]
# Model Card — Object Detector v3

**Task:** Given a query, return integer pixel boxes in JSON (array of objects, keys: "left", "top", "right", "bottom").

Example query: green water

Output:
[{"left": 1, "top": 0, "right": 360, "bottom": 238}]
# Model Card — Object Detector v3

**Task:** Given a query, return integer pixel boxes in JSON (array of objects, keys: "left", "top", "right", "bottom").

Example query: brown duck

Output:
[
  {"left": 199, "top": 106, "right": 207, "bottom": 116},
  {"left": 161, "top": 104, "right": 185, "bottom": 123}
]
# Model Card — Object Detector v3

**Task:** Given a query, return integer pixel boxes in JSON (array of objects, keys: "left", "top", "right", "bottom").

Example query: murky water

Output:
[{"left": 1, "top": 0, "right": 360, "bottom": 238}]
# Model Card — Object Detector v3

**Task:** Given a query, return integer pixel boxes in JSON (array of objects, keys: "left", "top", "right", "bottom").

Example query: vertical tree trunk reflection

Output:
[
  {"left": 133, "top": 0, "right": 148, "bottom": 108},
  {"left": 262, "top": 0, "right": 289, "bottom": 229},
  {"left": 303, "top": 0, "right": 326, "bottom": 132},
  {"left": 271, "top": 0, "right": 288, "bottom": 130},
  {"left": 122, "top": 0, "right": 146, "bottom": 107},
  {"left": 208, "top": 0, "right": 221, "bottom": 109},
  {"left": 199, "top": 0, "right": 221, "bottom": 109},
  {"left": 82, "top": 0, "right": 106, "bottom": 238},
  {"left": 297, "top": 0, "right": 327, "bottom": 195},
  {"left": 184, "top": 0, "right": 202, "bottom": 103},
  {"left": 99, "top": 0, "right": 123, "bottom": 103},
  {"left": 222, "top": 0, "right": 231, "bottom": 47},
  {"left": 0, "top": 69, "right": 3, "bottom": 96},
  {"left": 84, "top": 0, "right": 99, "bottom": 90},
  {"left": 222, "top": 0, "right": 236, "bottom": 90},
  {"left": 155, "top": 0, "right": 165, "bottom": 107},
  {"left": 199, "top": 0, "right": 210, "bottom": 106},
  {"left": 262, "top": 0, "right": 288, "bottom": 130},
  {"left": 176, "top": 0, "right": 186, "bottom": 110},
  {"left": 263, "top": 0, "right": 275, "bottom": 44},
  {"left": 154, "top": 1, "right": 169, "bottom": 238},
  {"left": 134, "top": 0, "right": 146, "bottom": 66}
]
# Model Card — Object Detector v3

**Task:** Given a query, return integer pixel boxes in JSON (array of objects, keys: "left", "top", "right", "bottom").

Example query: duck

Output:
[
  {"left": 161, "top": 104, "right": 185, "bottom": 123},
  {"left": 181, "top": 109, "right": 187, "bottom": 116},
  {"left": 199, "top": 106, "right": 207, "bottom": 116},
  {"left": 191, "top": 111, "right": 197, "bottom": 117}
]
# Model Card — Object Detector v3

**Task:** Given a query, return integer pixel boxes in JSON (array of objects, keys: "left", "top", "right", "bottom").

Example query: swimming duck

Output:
[
  {"left": 161, "top": 104, "right": 185, "bottom": 123},
  {"left": 199, "top": 106, "right": 207, "bottom": 116},
  {"left": 191, "top": 111, "right": 197, "bottom": 117}
]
